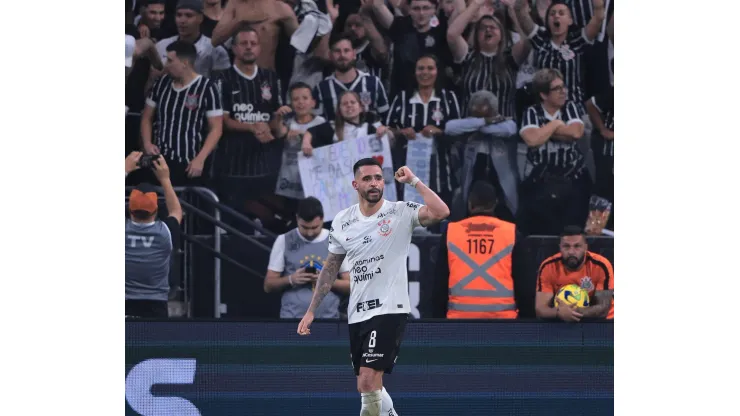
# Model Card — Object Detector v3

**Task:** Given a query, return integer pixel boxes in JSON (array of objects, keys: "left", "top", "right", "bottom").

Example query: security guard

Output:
[{"left": 432, "top": 180, "right": 533, "bottom": 319}]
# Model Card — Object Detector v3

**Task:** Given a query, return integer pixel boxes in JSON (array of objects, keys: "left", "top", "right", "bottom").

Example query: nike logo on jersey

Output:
[
  {"left": 231, "top": 90, "right": 240, "bottom": 95},
  {"left": 365, "top": 359, "right": 379, "bottom": 363}
]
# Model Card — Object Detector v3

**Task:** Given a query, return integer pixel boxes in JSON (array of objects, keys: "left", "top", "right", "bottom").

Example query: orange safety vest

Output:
[{"left": 446, "top": 216, "right": 517, "bottom": 319}]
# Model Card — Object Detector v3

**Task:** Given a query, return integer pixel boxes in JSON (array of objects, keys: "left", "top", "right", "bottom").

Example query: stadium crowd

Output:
[{"left": 125, "top": 0, "right": 614, "bottom": 236}]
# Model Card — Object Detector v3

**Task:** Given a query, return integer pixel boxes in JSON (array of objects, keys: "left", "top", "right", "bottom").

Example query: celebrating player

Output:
[{"left": 297, "top": 158, "right": 450, "bottom": 416}]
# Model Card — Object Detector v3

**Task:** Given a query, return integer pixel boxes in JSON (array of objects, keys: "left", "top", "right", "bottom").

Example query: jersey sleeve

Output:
[
  {"left": 146, "top": 76, "right": 165, "bottom": 108},
  {"left": 374, "top": 76, "right": 390, "bottom": 115},
  {"left": 519, "top": 105, "right": 539, "bottom": 134},
  {"left": 204, "top": 80, "right": 224, "bottom": 118},
  {"left": 385, "top": 94, "right": 403, "bottom": 128},
  {"left": 562, "top": 101, "right": 583, "bottom": 125},
  {"left": 267, "top": 234, "right": 286, "bottom": 273},
  {"left": 536, "top": 262, "right": 556, "bottom": 293},
  {"left": 327, "top": 219, "right": 347, "bottom": 255},
  {"left": 401, "top": 201, "right": 423, "bottom": 230}
]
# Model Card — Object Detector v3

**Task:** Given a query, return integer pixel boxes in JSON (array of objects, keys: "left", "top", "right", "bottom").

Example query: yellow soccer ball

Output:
[{"left": 554, "top": 284, "right": 590, "bottom": 307}]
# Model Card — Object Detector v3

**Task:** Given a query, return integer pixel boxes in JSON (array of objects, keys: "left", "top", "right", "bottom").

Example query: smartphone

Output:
[{"left": 305, "top": 266, "right": 317, "bottom": 275}]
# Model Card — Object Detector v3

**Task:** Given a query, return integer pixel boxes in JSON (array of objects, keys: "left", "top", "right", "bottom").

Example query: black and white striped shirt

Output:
[
  {"left": 313, "top": 70, "right": 390, "bottom": 122},
  {"left": 567, "top": 0, "right": 614, "bottom": 41},
  {"left": 216, "top": 65, "right": 284, "bottom": 177},
  {"left": 528, "top": 26, "right": 593, "bottom": 113},
  {"left": 459, "top": 50, "right": 518, "bottom": 119},
  {"left": 146, "top": 75, "right": 223, "bottom": 163},
  {"left": 591, "top": 87, "right": 613, "bottom": 157},
  {"left": 386, "top": 89, "right": 462, "bottom": 195},
  {"left": 520, "top": 101, "right": 586, "bottom": 180}
]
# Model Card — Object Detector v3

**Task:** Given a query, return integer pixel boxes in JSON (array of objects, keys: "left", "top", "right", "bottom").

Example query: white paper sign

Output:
[
  {"left": 297, "top": 135, "right": 397, "bottom": 221},
  {"left": 404, "top": 134, "right": 434, "bottom": 204}
]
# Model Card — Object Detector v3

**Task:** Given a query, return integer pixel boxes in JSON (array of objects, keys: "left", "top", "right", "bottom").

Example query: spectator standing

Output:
[
  {"left": 215, "top": 26, "right": 285, "bottom": 213},
  {"left": 211, "top": 0, "right": 299, "bottom": 70},
  {"left": 346, "top": 8, "right": 390, "bottom": 88},
  {"left": 517, "top": 68, "right": 589, "bottom": 236},
  {"left": 273, "top": 82, "right": 327, "bottom": 200},
  {"left": 447, "top": 0, "right": 530, "bottom": 119},
  {"left": 136, "top": 0, "right": 167, "bottom": 40},
  {"left": 313, "top": 35, "right": 390, "bottom": 122},
  {"left": 513, "top": 0, "right": 605, "bottom": 115},
  {"left": 264, "top": 197, "right": 351, "bottom": 319},
  {"left": 535, "top": 226, "right": 614, "bottom": 320},
  {"left": 444, "top": 90, "right": 519, "bottom": 222},
  {"left": 302, "top": 91, "right": 389, "bottom": 156},
  {"left": 156, "top": 0, "right": 231, "bottom": 78},
  {"left": 432, "top": 181, "right": 532, "bottom": 318},
  {"left": 371, "top": 0, "right": 454, "bottom": 97},
  {"left": 125, "top": 153, "right": 183, "bottom": 318},
  {"left": 141, "top": 41, "right": 224, "bottom": 186},
  {"left": 385, "top": 54, "right": 461, "bottom": 203}
]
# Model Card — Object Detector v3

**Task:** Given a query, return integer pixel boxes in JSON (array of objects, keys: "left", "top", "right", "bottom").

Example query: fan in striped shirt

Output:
[
  {"left": 513, "top": 0, "right": 606, "bottom": 114},
  {"left": 344, "top": 12, "right": 390, "bottom": 90},
  {"left": 216, "top": 26, "right": 284, "bottom": 184},
  {"left": 585, "top": 86, "right": 613, "bottom": 204},
  {"left": 517, "top": 68, "right": 591, "bottom": 236},
  {"left": 141, "top": 41, "right": 224, "bottom": 186},
  {"left": 313, "top": 35, "right": 390, "bottom": 122},
  {"left": 386, "top": 55, "right": 461, "bottom": 203},
  {"left": 447, "top": 0, "right": 530, "bottom": 119}
]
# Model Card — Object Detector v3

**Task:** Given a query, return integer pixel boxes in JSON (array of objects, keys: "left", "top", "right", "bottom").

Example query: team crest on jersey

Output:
[
  {"left": 580, "top": 276, "right": 594, "bottom": 291},
  {"left": 360, "top": 91, "right": 372, "bottom": 109},
  {"left": 184, "top": 94, "right": 200, "bottom": 110},
  {"left": 425, "top": 35, "right": 435, "bottom": 48},
  {"left": 377, "top": 218, "right": 392, "bottom": 236},
  {"left": 261, "top": 83, "right": 272, "bottom": 101},
  {"left": 431, "top": 106, "right": 444, "bottom": 124},
  {"left": 559, "top": 44, "right": 575, "bottom": 61}
]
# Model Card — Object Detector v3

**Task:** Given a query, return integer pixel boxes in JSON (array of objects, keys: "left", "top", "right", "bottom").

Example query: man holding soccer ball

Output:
[
  {"left": 535, "top": 226, "right": 615, "bottom": 322},
  {"left": 297, "top": 158, "right": 450, "bottom": 416}
]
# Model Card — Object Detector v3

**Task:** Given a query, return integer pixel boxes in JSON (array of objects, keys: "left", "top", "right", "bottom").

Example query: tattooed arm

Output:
[
  {"left": 306, "top": 252, "right": 347, "bottom": 313},
  {"left": 578, "top": 290, "right": 613, "bottom": 318}
]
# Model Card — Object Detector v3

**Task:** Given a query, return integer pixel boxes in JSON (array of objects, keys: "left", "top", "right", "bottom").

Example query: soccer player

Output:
[{"left": 297, "top": 158, "right": 451, "bottom": 416}]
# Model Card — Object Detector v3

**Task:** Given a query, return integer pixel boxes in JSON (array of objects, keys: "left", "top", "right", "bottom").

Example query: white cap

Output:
[{"left": 125, "top": 34, "right": 136, "bottom": 68}]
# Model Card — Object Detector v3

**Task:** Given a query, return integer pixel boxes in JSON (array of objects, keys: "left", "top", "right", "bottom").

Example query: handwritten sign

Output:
[
  {"left": 297, "top": 135, "right": 397, "bottom": 221},
  {"left": 404, "top": 134, "right": 434, "bottom": 204}
]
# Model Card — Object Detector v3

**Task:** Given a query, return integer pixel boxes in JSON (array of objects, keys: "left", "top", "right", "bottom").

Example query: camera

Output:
[{"left": 138, "top": 154, "right": 161, "bottom": 169}]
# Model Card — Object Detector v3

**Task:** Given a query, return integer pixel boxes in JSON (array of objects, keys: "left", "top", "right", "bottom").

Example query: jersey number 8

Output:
[{"left": 369, "top": 330, "right": 377, "bottom": 348}]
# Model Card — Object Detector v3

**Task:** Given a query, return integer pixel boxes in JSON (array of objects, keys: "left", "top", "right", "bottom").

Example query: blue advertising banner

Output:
[{"left": 126, "top": 321, "right": 614, "bottom": 416}]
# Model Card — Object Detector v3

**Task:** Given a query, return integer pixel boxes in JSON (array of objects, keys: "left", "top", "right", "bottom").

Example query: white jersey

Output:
[{"left": 328, "top": 200, "right": 424, "bottom": 324}]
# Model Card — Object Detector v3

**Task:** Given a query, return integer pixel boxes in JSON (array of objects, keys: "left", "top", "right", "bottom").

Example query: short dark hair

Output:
[
  {"left": 353, "top": 158, "right": 382, "bottom": 176},
  {"left": 289, "top": 82, "right": 313, "bottom": 96},
  {"left": 408, "top": 0, "right": 438, "bottom": 5},
  {"left": 296, "top": 197, "right": 324, "bottom": 222},
  {"left": 145, "top": 0, "right": 166, "bottom": 6},
  {"left": 560, "top": 225, "right": 586, "bottom": 239},
  {"left": 330, "top": 34, "right": 354, "bottom": 49},
  {"left": 468, "top": 181, "right": 497, "bottom": 213},
  {"left": 231, "top": 24, "right": 259, "bottom": 44},
  {"left": 165, "top": 41, "right": 197, "bottom": 65}
]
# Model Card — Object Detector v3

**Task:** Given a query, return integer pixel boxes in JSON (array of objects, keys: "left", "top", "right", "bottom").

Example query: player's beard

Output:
[
  {"left": 562, "top": 254, "right": 584, "bottom": 270},
  {"left": 362, "top": 188, "right": 383, "bottom": 203}
]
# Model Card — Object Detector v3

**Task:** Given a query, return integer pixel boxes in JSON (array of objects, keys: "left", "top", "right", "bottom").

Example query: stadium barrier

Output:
[
  {"left": 190, "top": 235, "right": 614, "bottom": 318},
  {"left": 125, "top": 320, "right": 614, "bottom": 416}
]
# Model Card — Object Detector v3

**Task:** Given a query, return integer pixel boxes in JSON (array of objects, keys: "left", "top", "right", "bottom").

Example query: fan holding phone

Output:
[{"left": 263, "top": 197, "right": 351, "bottom": 319}]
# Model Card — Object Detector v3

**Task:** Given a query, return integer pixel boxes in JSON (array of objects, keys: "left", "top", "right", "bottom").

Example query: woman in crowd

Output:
[
  {"left": 385, "top": 54, "right": 462, "bottom": 203},
  {"left": 447, "top": 0, "right": 530, "bottom": 120},
  {"left": 512, "top": 0, "right": 606, "bottom": 115},
  {"left": 300, "top": 91, "right": 388, "bottom": 156}
]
